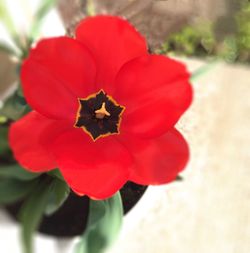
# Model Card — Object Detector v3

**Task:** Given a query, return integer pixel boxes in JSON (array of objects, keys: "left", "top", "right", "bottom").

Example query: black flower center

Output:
[{"left": 74, "top": 90, "right": 125, "bottom": 141}]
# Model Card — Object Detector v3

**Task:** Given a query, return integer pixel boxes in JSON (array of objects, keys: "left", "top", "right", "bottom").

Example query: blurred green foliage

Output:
[
  {"left": 158, "top": 1, "right": 250, "bottom": 64},
  {"left": 75, "top": 193, "right": 123, "bottom": 253},
  {"left": 235, "top": 2, "right": 250, "bottom": 62},
  {"left": 0, "top": 1, "right": 16, "bottom": 35},
  {"left": 0, "top": 126, "right": 9, "bottom": 157},
  {"left": 0, "top": 90, "right": 30, "bottom": 121}
]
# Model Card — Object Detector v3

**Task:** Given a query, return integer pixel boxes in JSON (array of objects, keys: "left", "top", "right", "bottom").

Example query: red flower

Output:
[{"left": 9, "top": 16, "right": 192, "bottom": 199}]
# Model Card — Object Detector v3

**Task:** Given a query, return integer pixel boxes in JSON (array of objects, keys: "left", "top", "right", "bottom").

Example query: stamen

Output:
[{"left": 95, "top": 102, "right": 111, "bottom": 119}]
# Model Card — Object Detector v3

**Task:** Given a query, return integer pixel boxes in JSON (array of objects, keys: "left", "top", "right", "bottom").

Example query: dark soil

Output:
[{"left": 5, "top": 181, "right": 147, "bottom": 237}]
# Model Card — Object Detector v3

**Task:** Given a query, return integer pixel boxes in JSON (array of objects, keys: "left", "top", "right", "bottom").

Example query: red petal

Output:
[
  {"left": 76, "top": 15, "right": 148, "bottom": 92},
  {"left": 9, "top": 111, "right": 58, "bottom": 172},
  {"left": 21, "top": 37, "right": 96, "bottom": 121},
  {"left": 118, "top": 129, "right": 189, "bottom": 185},
  {"left": 114, "top": 55, "right": 193, "bottom": 138},
  {"left": 50, "top": 129, "right": 132, "bottom": 199}
]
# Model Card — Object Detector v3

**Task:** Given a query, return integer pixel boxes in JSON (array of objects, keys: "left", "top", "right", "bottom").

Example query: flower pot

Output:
[{"left": 0, "top": 182, "right": 147, "bottom": 253}]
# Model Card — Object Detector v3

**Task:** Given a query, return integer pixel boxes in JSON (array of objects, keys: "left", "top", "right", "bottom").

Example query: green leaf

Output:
[
  {"left": 0, "top": 116, "right": 7, "bottom": 124},
  {"left": 0, "top": 178, "right": 38, "bottom": 205},
  {"left": 191, "top": 61, "right": 219, "bottom": 82},
  {"left": 0, "top": 91, "right": 30, "bottom": 120},
  {"left": 35, "top": 0, "right": 56, "bottom": 21},
  {"left": 19, "top": 177, "right": 53, "bottom": 253},
  {"left": 0, "top": 0, "right": 16, "bottom": 36},
  {"left": 0, "top": 1, "right": 24, "bottom": 51},
  {"left": 75, "top": 192, "right": 123, "bottom": 253},
  {"left": 0, "top": 125, "right": 9, "bottom": 156},
  {"left": 29, "top": 0, "right": 56, "bottom": 41},
  {"left": 0, "top": 42, "right": 18, "bottom": 56},
  {"left": 45, "top": 178, "right": 70, "bottom": 216},
  {"left": 47, "top": 169, "right": 64, "bottom": 181},
  {"left": 0, "top": 164, "right": 40, "bottom": 181}
]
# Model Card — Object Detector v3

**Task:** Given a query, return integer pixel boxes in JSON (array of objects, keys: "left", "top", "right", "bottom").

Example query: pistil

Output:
[{"left": 95, "top": 102, "right": 111, "bottom": 119}]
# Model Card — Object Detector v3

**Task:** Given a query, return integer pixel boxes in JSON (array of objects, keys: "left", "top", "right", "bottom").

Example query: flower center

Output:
[{"left": 74, "top": 90, "right": 125, "bottom": 141}]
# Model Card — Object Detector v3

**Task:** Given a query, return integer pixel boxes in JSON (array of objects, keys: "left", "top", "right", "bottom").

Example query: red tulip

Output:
[{"left": 9, "top": 16, "right": 192, "bottom": 199}]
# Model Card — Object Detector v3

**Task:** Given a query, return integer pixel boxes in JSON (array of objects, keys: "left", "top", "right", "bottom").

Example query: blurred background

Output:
[
  {"left": 0, "top": 0, "right": 250, "bottom": 253},
  {"left": 1, "top": 0, "right": 250, "bottom": 100}
]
